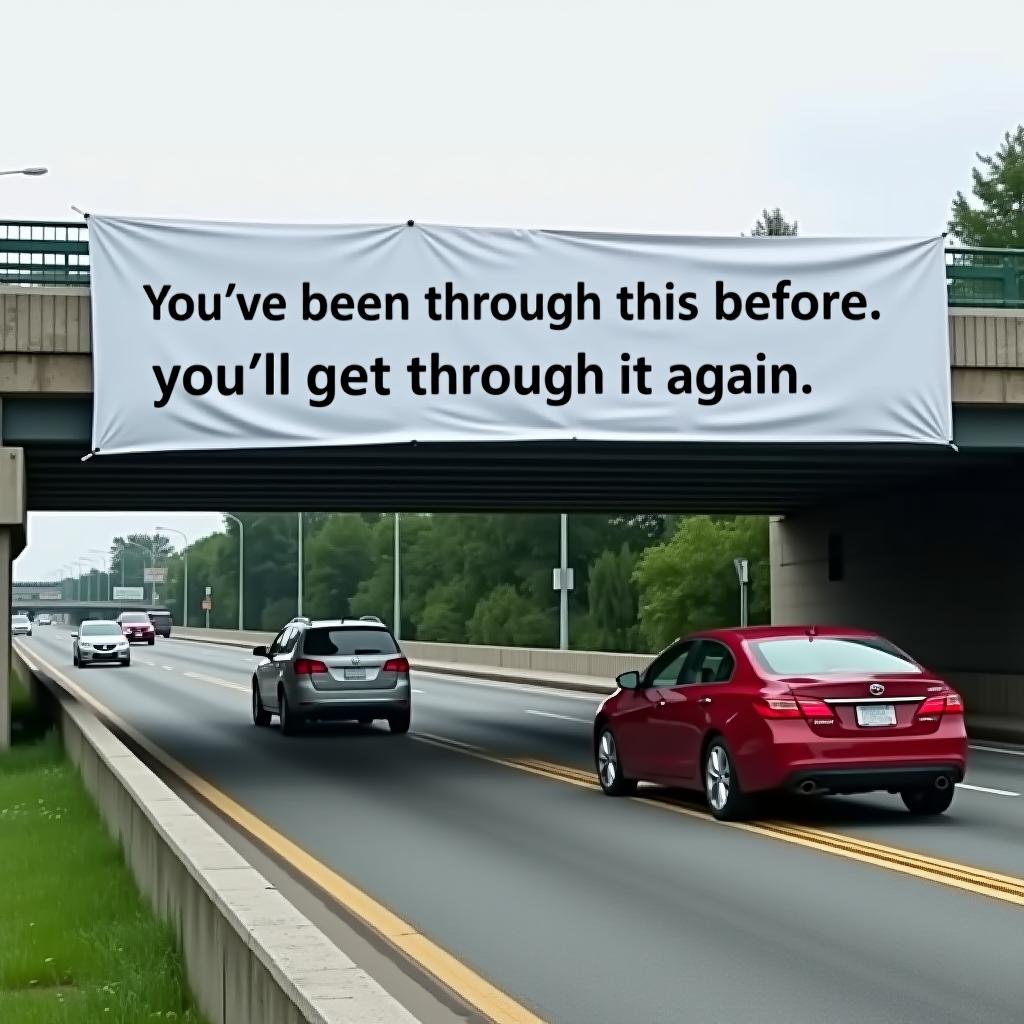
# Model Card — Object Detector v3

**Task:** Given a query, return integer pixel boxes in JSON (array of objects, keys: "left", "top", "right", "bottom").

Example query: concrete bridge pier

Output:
[{"left": 0, "top": 447, "right": 26, "bottom": 749}]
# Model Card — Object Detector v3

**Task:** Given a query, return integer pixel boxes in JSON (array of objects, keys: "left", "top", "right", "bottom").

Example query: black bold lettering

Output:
[{"left": 144, "top": 284, "right": 172, "bottom": 321}]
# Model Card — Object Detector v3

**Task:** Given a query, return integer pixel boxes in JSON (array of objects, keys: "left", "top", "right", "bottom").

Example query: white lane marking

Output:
[
  {"left": 957, "top": 783, "right": 1020, "bottom": 797},
  {"left": 162, "top": 665, "right": 175, "bottom": 672},
  {"left": 524, "top": 709, "right": 592, "bottom": 724},
  {"left": 412, "top": 688, "right": 425, "bottom": 694},
  {"left": 413, "top": 731, "right": 483, "bottom": 751},
  {"left": 970, "top": 744, "right": 1024, "bottom": 758},
  {"left": 416, "top": 671, "right": 609, "bottom": 702},
  {"left": 183, "top": 671, "right": 248, "bottom": 694},
  {"left": 140, "top": 659, "right": 156, "bottom": 666}
]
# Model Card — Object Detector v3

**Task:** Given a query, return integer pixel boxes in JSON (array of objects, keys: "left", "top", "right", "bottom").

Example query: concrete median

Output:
[{"left": 11, "top": 644, "right": 421, "bottom": 1024}]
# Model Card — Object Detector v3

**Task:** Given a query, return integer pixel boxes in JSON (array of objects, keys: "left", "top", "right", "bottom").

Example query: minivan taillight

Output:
[
  {"left": 293, "top": 658, "right": 328, "bottom": 676},
  {"left": 383, "top": 657, "right": 410, "bottom": 674},
  {"left": 917, "top": 693, "right": 964, "bottom": 716}
]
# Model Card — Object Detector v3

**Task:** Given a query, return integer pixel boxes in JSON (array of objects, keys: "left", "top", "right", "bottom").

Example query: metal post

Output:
[
  {"left": 734, "top": 558, "right": 749, "bottom": 628},
  {"left": 297, "top": 512, "right": 303, "bottom": 618},
  {"left": 559, "top": 513, "right": 569, "bottom": 650},
  {"left": 156, "top": 528, "right": 189, "bottom": 628},
  {"left": 393, "top": 512, "right": 401, "bottom": 640},
  {"left": 223, "top": 514, "right": 245, "bottom": 631}
]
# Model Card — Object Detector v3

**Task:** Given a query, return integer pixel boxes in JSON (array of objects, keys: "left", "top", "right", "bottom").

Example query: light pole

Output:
[
  {"left": 393, "top": 512, "right": 401, "bottom": 641},
  {"left": 119, "top": 539, "right": 157, "bottom": 604},
  {"left": 81, "top": 556, "right": 103, "bottom": 604},
  {"left": 156, "top": 527, "right": 188, "bottom": 628},
  {"left": 0, "top": 167, "right": 47, "bottom": 177},
  {"left": 733, "top": 558, "right": 749, "bottom": 628},
  {"left": 297, "top": 513, "right": 304, "bottom": 618},
  {"left": 223, "top": 513, "right": 245, "bottom": 632},
  {"left": 558, "top": 514, "right": 570, "bottom": 650},
  {"left": 89, "top": 549, "right": 111, "bottom": 601}
]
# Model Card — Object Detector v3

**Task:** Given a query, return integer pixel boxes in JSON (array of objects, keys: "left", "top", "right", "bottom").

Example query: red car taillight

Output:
[
  {"left": 916, "top": 693, "right": 964, "bottom": 717},
  {"left": 755, "top": 696, "right": 835, "bottom": 723},
  {"left": 293, "top": 658, "right": 328, "bottom": 676},
  {"left": 383, "top": 656, "right": 410, "bottom": 674}
]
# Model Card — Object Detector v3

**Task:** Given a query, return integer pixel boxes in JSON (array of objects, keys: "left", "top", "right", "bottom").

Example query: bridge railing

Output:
[{"left": 1, "top": 220, "right": 1023, "bottom": 307}]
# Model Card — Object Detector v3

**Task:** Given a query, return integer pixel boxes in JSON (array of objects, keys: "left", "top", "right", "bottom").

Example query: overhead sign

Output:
[
  {"left": 113, "top": 586, "right": 145, "bottom": 600},
  {"left": 88, "top": 218, "right": 953, "bottom": 453},
  {"left": 38, "top": 591, "right": 63, "bottom": 601},
  {"left": 143, "top": 567, "right": 167, "bottom": 583}
]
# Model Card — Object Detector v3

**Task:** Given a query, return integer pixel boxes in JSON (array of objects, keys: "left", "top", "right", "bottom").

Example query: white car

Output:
[
  {"left": 37, "top": 613, "right": 52, "bottom": 626},
  {"left": 11, "top": 614, "right": 32, "bottom": 636},
  {"left": 73, "top": 620, "right": 131, "bottom": 667}
]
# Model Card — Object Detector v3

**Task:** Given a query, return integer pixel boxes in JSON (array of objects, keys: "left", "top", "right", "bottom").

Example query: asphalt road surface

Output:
[{"left": 20, "top": 626, "right": 1024, "bottom": 1024}]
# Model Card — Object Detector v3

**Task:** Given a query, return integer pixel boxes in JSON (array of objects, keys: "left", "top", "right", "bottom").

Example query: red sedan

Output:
[{"left": 594, "top": 625, "right": 967, "bottom": 820}]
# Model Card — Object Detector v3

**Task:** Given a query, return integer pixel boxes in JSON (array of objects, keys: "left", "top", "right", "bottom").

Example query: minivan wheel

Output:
[
  {"left": 596, "top": 728, "right": 637, "bottom": 796},
  {"left": 252, "top": 680, "right": 271, "bottom": 727},
  {"left": 278, "top": 687, "right": 301, "bottom": 736},
  {"left": 901, "top": 784, "right": 955, "bottom": 816},
  {"left": 704, "top": 739, "right": 752, "bottom": 821}
]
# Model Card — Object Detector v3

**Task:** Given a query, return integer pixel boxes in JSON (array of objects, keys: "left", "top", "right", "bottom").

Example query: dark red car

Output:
[
  {"left": 117, "top": 611, "right": 156, "bottom": 645},
  {"left": 594, "top": 625, "right": 967, "bottom": 820}
]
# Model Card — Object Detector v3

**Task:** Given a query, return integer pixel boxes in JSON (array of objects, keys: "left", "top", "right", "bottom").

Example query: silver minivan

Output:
[{"left": 251, "top": 618, "right": 411, "bottom": 736}]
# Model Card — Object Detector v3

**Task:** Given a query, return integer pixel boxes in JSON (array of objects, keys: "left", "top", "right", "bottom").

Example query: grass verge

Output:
[{"left": 1, "top": 679, "right": 206, "bottom": 1023}]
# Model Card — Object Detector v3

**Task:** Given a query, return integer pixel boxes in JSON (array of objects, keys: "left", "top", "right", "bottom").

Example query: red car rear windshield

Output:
[
  {"left": 749, "top": 636, "right": 921, "bottom": 676},
  {"left": 120, "top": 614, "right": 151, "bottom": 623}
]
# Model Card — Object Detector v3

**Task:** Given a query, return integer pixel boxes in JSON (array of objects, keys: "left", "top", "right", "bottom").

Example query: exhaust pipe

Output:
[
  {"left": 798, "top": 779, "right": 818, "bottom": 795},
  {"left": 934, "top": 775, "right": 951, "bottom": 791}
]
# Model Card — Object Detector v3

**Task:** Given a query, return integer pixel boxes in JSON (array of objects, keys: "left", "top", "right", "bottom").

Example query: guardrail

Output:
[
  {"left": 1, "top": 220, "right": 1022, "bottom": 307},
  {"left": 12, "top": 643, "right": 420, "bottom": 1024}
]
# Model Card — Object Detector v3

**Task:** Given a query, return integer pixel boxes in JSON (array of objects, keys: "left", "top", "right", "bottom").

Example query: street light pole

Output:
[
  {"left": 156, "top": 527, "right": 188, "bottom": 628},
  {"left": 393, "top": 512, "right": 401, "bottom": 641},
  {"left": 559, "top": 513, "right": 569, "bottom": 650},
  {"left": 297, "top": 513, "right": 304, "bottom": 618},
  {"left": 223, "top": 514, "right": 245, "bottom": 632}
]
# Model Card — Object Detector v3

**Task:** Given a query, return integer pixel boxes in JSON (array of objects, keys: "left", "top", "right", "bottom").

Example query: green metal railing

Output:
[{"left": 1, "top": 220, "right": 1022, "bottom": 307}]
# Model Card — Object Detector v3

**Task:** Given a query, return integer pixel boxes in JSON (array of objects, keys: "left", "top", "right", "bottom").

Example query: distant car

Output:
[
  {"left": 11, "top": 614, "right": 32, "bottom": 637},
  {"left": 146, "top": 608, "right": 172, "bottom": 638},
  {"left": 251, "top": 618, "right": 411, "bottom": 736},
  {"left": 594, "top": 625, "right": 968, "bottom": 821},
  {"left": 37, "top": 613, "right": 52, "bottom": 626},
  {"left": 73, "top": 620, "right": 130, "bottom": 667},
  {"left": 117, "top": 611, "right": 156, "bottom": 644}
]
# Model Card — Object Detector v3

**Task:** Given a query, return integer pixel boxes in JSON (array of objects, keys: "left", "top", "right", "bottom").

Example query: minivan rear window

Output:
[
  {"left": 750, "top": 636, "right": 921, "bottom": 676},
  {"left": 303, "top": 628, "right": 398, "bottom": 657}
]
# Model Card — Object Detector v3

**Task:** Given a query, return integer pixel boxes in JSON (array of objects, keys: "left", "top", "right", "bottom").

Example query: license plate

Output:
[
  {"left": 856, "top": 704, "right": 896, "bottom": 727},
  {"left": 343, "top": 668, "right": 366, "bottom": 681}
]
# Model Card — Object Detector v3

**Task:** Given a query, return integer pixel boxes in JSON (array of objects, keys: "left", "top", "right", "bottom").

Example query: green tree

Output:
[
  {"left": 948, "top": 126, "right": 1024, "bottom": 247},
  {"left": 634, "top": 516, "right": 770, "bottom": 651},
  {"left": 749, "top": 208, "right": 798, "bottom": 236},
  {"left": 586, "top": 544, "right": 639, "bottom": 651},
  {"left": 304, "top": 514, "right": 375, "bottom": 620},
  {"left": 468, "top": 584, "right": 552, "bottom": 647}
]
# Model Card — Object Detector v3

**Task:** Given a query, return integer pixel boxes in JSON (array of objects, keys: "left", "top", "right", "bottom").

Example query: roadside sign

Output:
[
  {"left": 205, "top": 586, "right": 212, "bottom": 596},
  {"left": 38, "top": 591, "right": 62, "bottom": 601},
  {"left": 113, "top": 586, "right": 144, "bottom": 600},
  {"left": 143, "top": 567, "right": 167, "bottom": 583},
  {"left": 201, "top": 598, "right": 212, "bottom": 610}
]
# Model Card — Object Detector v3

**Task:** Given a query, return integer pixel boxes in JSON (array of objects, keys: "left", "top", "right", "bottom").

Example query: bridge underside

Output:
[{"left": 3, "top": 398, "right": 1024, "bottom": 512}]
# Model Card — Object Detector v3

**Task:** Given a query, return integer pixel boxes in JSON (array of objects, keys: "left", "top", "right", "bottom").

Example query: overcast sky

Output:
[{"left": 8, "top": 0, "right": 1024, "bottom": 578}]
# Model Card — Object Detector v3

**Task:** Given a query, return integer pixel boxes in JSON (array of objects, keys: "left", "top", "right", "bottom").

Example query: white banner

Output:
[
  {"left": 113, "top": 586, "right": 144, "bottom": 600},
  {"left": 88, "top": 218, "right": 952, "bottom": 453}
]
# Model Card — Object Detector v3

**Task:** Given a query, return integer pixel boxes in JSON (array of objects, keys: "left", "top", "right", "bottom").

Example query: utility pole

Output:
[
  {"left": 297, "top": 512, "right": 304, "bottom": 618},
  {"left": 393, "top": 512, "right": 401, "bottom": 640},
  {"left": 734, "top": 558, "right": 749, "bottom": 627},
  {"left": 557, "top": 514, "right": 571, "bottom": 650}
]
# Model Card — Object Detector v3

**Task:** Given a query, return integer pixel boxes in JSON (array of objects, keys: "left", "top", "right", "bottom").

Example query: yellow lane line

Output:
[
  {"left": 417, "top": 735, "right": 1024, "bottom": 909},
  {"left": 21, "top": 646, "right": 547, "bottom": 1024}
]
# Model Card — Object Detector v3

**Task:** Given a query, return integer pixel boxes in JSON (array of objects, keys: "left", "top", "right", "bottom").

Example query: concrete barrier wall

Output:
[
  {"left": 11, "top": 646, "right": 419, "bottom": 1024},
  {"left": 173, "top": 627, "right": 1024, "bottom": 720}
]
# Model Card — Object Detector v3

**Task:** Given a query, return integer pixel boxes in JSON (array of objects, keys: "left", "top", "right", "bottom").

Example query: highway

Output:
[{"left": 18, "top": 625, "right": 1024, "bottom": 1024}]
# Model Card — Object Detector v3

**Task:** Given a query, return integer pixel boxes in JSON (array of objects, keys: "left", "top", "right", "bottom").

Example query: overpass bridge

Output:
[{"left": 2, "top": 220, "right": 1024, "bottom": 746}]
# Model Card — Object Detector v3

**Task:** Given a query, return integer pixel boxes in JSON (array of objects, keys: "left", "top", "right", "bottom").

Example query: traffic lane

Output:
[
  {"left": 18, "top": 634, "right": 1024, "bottom": 1024},
  {"left": 50, "top": 631, "right": 1024, "bottom": 875}
]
